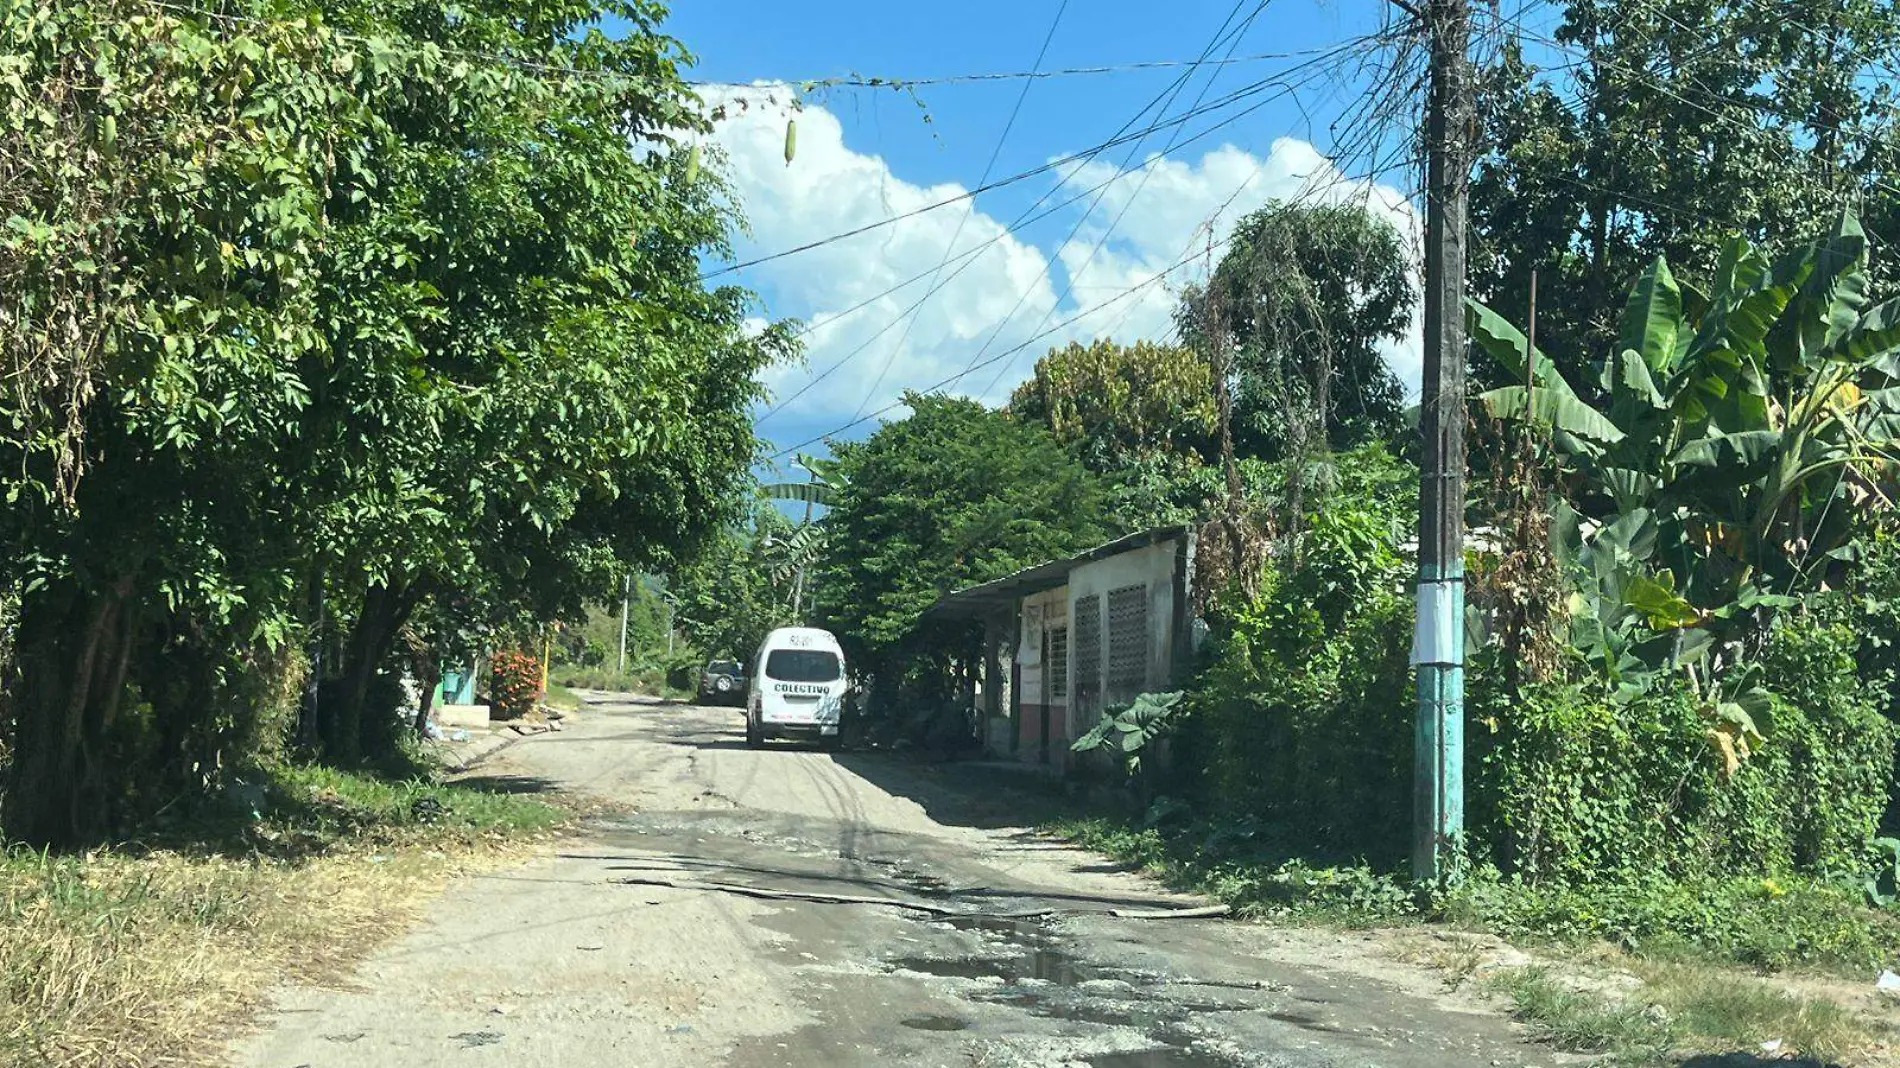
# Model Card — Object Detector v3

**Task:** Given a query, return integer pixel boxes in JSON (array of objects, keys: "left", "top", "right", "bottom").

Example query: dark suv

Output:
[{"left": 698, "top": 659, "right": 745, "bottom": 705}]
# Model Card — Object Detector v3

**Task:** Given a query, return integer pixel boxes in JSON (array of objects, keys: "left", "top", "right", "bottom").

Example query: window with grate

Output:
[
  {"left": 1072, "top": 594, "right": 1101, "bottom": 708},
  {"left": 1106, "top": 584, "right": 1150, "bottom": 696},
  {"left": 1047, "top": 625, "right": 1069, "bottom": 699}
]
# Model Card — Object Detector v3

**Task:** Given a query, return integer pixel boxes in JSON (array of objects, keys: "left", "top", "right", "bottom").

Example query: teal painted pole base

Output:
[{"left": 1413, "top": 572, "right": 1465, "bottom": 883}]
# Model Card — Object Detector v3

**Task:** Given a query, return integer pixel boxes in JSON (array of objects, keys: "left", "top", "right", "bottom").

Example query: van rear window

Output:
[{"left": 765, "top": 650, "right": 841, "bottom": 682}]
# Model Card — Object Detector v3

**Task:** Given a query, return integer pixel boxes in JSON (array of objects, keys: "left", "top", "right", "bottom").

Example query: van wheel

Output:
[
  {"left": 819, "top": 734, "right": 842, "bottom": 753},
  {"left": 745, "top": 720, "right": 762, "bottom": 748}
]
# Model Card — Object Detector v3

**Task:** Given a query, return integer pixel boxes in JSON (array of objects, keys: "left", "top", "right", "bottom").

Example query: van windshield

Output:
[{"left": 765, "top": 649, "right": 842, "bottom": 683}]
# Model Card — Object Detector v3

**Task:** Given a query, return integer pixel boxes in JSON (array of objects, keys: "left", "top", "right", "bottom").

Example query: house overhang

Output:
[{"left": 923, "top": 525, "right": 1192, "bottom": 621}]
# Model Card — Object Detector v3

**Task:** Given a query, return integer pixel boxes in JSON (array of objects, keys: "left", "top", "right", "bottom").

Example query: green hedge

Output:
[
  {"left": 1467, "top": 616, "right": 1894, "bottom": 887},
  {"left": 1181, "top": 579, "right": 1895, "bottom": 890}
]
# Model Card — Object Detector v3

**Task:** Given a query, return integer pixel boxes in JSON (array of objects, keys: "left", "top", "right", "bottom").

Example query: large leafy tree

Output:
[
  {"left": 292, "top": 0, "right": 789, "bottom": 763},
  {"left": 0, "top": 0, "right": 783, "bottom": 843},
  {"left": 1181, "top": 200, "right": 1414, "bottom": 460},
  {"left": 1009, "top": 340, "right": 1218, "bottom": 471},
  {"left": 1470, "top": 0, "right": 1900, "bottom": 391},
  {"left": 811, "top": 393, "right": 1109, "bottom": 690},
  {"left": 1010, "top": 339, "right": 1220, "bottom": 527},
  {"left": 1, "top": 0, "right": 376, "bottom": 843}
]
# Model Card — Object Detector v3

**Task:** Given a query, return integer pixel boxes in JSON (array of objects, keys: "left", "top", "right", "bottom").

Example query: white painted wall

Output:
[
  {"left": 1015, "top": 585, "right": 1069, "bottom": 708},
  {"left": 1063, "top": 538, "right": 1180, "bottom": 739}
]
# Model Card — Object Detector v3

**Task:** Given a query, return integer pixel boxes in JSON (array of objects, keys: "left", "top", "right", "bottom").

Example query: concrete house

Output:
[{"left": 927, "top": 526, "right": 1201, "bottom": 771}]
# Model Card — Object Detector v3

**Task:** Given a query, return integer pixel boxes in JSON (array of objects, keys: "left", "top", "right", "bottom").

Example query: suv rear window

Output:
[
  {"left": 765, "top": 650, "right": 842, "bottom": 683},
  {"left": 707, "top": 660, "right": 741, "bottom": 676}
]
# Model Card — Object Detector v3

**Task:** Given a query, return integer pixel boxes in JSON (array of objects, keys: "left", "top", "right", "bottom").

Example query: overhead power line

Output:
[
  {"left": 1515, "top": 25, "right": 1900, "bottom": 201},
  {"left": 847, "top": 0, "right": 1073, "bottom": 425},
  {"left": 696, "top": 46, "right": 1401, "bottom": 283},
  {"left": 766, "top": 153, "right": 1417, "bottom": 461},
  {"left": 765, "top": 233, "right": 1241, "bottom": 462},
  {"left": 757, "top": 35, "right": 1388, "bottom": 422},
  {"left": 686, "top": 46, "right": 1366, "bottom": 91},
  {"left": 968, "top": 0, "right": 1278, "bottom": 398}
]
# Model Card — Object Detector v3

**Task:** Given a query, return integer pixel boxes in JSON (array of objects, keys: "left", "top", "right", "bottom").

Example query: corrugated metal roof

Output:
[{"left": 924, "top": 525, "right": 1192, "bottom": 620}]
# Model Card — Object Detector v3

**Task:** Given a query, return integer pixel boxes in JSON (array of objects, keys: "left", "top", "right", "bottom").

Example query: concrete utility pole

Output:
[{"left": 1413, "top": 0, "right": 1472, "bottom": 883}]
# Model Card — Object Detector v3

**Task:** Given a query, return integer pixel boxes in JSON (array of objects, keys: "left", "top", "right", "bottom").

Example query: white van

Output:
[{"left": 745, "top": 627, "right": 846, "bottom": 749}]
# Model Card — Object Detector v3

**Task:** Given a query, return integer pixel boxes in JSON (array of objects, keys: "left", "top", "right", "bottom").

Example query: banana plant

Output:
[
  {"left": 762, "top": 452, "right": 846, "bottom": 511},
  {"left": 1474, "top": 215, "right": 1899, "bottom": 769},
  {"left": 760, "top": 454, "right": 848, "bottom": 616},
  {"left": 1473, "top": 213, "right": 1900, "bottom": 632}
]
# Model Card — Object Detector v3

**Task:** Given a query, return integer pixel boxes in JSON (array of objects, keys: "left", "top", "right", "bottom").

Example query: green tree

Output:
[
  {"left": 1009, "top": 339, "right": 1220, "bottom": 527},
  {"left": 670, "top": 500, "right": 795, "bottom": 663},
  {"left": 1470, "top": 1, "right": 1900, "bottom": 391},
  {"left": 1, "top": 0, "right": 374, "bottom": 843},
  {"left": 811, "top": 393, "right": 1109, "bottom": 697},
  {"left": 0, "top": 0, "right": 785, "bottom": 843},
  {"left": 1009, "top": 339, "right": 1218, "bottom": 470},
  {"left": 288, "top": 0, "right": 789, "bottom": 764},
  {"left": 1181, "top": 200, "right": 1414, "bottom": 460}
]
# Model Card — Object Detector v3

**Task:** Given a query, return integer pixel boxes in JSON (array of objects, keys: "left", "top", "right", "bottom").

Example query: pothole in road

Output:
[
  {"left": 885, "top": 914, "right": 1248, "bottom": 1068},
  {"left": 891, "top": 915, "right": 1097, "bottom": 985},
  {"left": 1085, "top": 1048, "right": 1236, "bottom": 1068},
  {"left": 898, "top": 1014, "right": 970, "bottom": 1032}
]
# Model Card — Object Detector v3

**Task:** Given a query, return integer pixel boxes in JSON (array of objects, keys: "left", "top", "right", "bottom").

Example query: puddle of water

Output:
[
  {"left": 1266, "top": 1009, "right": 1337, "bottom": 1034},
  {"left": 1085, "top": 1048, "right": 1233, "bottom": 1068},
  {"left": 888, "top": 949, "right": 1096, "bottom": 985},
  {"left": 899, "top": 1014, "right": 969, "bottom": 1032}
]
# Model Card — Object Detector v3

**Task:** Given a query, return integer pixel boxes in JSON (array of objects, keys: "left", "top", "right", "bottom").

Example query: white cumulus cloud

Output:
[
  {"left": 702, "top": 88, "right": 1426, "bottom": 446},
  {"left": 702, "top": 88, "right": 1060, "bottom": 429},
  {"left": 1051, "top": 137, "right": 1424, "bottom": 398}
]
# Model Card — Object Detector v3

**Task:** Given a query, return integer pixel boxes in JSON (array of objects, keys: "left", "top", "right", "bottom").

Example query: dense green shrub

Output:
[
  {"left": 1186, "top": 457, "right": 1416, "bottom": 866},
  {"left": 1813, "top": 526, "right": 1900, "bottom": 834},
  {"left": 1469, "top": 617, "right": 1896, "bottom": 888}
]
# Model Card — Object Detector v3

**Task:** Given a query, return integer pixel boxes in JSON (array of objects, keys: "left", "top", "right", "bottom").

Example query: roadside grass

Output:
[
  {"left": 1489, "top": 963, "right": 1877, "bottom": 1066},
  {"left": 544, "top": 682, "right": 583, "bottom": 712},
  {"left": 0, "top": 760, "right": 568, "bottom": 1068},
  {"left": 1048, "top": 813, "right": 1900, "bottom": 1066},
  {"left": 552, "top": 666, "right": 687, "bottom": 699},
  {"left": 1487, "top": 966, "right": 1672, "bottom": 1060}
]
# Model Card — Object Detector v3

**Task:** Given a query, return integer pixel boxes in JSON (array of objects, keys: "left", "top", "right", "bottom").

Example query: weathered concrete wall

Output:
[
  {"left": 1064, "top": 539, "right": 1179, "bottom": 742},
  {"left": 1014, "top": 586, "right": 1069, "bottom": 766}
]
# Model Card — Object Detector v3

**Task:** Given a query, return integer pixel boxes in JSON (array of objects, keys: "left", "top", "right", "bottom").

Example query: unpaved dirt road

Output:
[{"left": 233, "top": 695, "right": 1569, "bottom": 1068}]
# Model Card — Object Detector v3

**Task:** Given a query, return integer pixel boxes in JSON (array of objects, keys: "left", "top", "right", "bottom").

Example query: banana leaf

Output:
[
  {"left": 1617, "top": 256, "right": 1685, "bottom": 373},
  {"left": 1478, "top": 385, "right": 1625, "bottom": 444}
]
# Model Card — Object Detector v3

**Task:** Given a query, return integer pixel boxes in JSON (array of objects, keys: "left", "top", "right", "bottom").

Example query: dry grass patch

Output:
[{"left": 0, "top": 766, "right": 567, "bottom": 1068}]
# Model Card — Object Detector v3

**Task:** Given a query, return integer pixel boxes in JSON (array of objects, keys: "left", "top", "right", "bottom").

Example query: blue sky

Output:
[{"left": 641, "top": 0, "right": 1438, "bottom": 472}]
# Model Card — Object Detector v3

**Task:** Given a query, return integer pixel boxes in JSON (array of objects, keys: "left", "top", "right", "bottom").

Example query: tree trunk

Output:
[
  {"left": 413, "top": 651, "right": 440, "bottom": 736},
  {"left": 325, "top": 580, "right": 419, "bottom": 765},
  {"left": 4, "top": 581, "right": 129, "bottom": 847}
]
